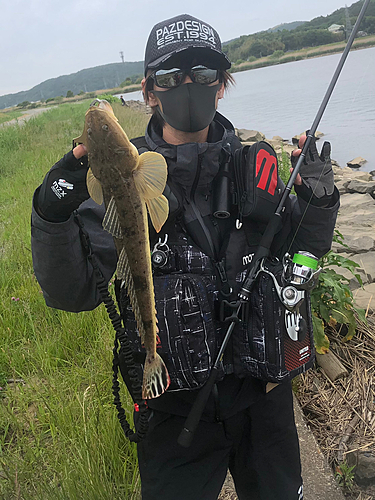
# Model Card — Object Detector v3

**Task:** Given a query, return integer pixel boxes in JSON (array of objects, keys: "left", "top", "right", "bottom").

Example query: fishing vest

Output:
[{"left": 115, "top": 136, "right": 315, "bottom": 392}]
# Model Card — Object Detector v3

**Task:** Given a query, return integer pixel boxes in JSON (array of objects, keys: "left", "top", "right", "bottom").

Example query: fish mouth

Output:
[{"left": 89, "top": 99, "right": 115, "bottom": 116}]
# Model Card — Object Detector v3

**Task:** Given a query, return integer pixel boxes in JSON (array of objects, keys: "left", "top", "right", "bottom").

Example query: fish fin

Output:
[
  {"left": 146, "top": 195, "right": 169, "bottom": 233},
  {"left": 142, "top": 353, "right": 170, "bottom": 399},
  {"left": 102, "top": 196, "right": 122, "bottom": 238},
  {"left": 133, "top": 152, "right": 168, "bottom": 200},
  {"left": 86, "top": 168, "right": 103, "bottom": 205},
  {"left": 116, "top": 247, "right": 146, "bottom": 342}
]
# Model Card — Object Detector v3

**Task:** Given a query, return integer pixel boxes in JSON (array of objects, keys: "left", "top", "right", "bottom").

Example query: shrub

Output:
[
  {"left": 97, "top": 94, "right": 121, "bottom": 104},
  {"left": 310, "top": 232, "right": 366, "bottom": 353},
  {"left": 66, "top": 90, "right": 74, "bottom": 98},
  {"left": 270, "top": 50, "right": 285, "bottom": 59},
  {"left": 17, "top": 101, "right": 30, "bottom": 108}
]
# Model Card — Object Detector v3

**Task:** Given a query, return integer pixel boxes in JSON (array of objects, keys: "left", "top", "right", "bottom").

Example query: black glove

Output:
[
  {"left": 36, "top": 150, "right": 90, "bottom": 222},
  {"left": 291, "top": 133, "right": 334, "bottom": 200}
]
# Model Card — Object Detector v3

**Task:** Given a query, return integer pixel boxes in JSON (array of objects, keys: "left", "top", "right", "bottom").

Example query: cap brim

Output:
[{"left": 146, "top": 46, "right": 231, "bottom": 74}]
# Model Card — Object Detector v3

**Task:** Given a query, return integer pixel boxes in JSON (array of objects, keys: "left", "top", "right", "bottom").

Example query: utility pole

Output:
[
  {"left": 345, "top": 5, "right": 353, "bottom": 41},
  {"left": 120, "top": 51, "right": 124, "bottom": 63}
]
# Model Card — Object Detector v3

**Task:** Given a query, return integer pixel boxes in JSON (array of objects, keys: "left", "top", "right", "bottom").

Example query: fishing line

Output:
[{"left": 286, "top": 156, "right": 332, "bottom": 256}]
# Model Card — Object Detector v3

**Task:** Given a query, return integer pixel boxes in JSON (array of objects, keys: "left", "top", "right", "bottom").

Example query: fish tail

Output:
[{"left": 142, "top": 353, "right": 170, "bottom": 399}]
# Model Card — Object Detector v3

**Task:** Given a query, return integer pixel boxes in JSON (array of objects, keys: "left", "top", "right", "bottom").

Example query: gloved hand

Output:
[
  {"left": 291, "top": 132, "right": 334, "bottom": 199},
  {"left": 36, "top": 146, "right": 90, "bottom": 222}
]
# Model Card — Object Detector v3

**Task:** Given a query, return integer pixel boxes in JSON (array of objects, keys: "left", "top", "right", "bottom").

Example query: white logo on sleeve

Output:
[
  {"left": 58, "top": 179, "right": 74, "bottom": 190},
  {"left": 51, "top": 179, "right": 74, "bottom": 199},
  {"left": 298, "top": 484, "right": 303, "bottom": 499}
]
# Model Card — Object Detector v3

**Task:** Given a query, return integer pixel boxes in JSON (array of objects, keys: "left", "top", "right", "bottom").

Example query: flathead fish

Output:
[{"left": 74, "top": 99, "right": 170, "bottom": 399}]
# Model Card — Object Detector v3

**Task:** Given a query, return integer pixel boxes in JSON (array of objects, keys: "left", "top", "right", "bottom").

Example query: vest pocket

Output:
[
  {"left": 125, "top": 273, "right": 219, "bottom": 392},
  {"left": 235, "top": 266, "right": 315, "bottom": 383},
  {"left": 237, "top": 272, "right": 286, "bottom": 381}
]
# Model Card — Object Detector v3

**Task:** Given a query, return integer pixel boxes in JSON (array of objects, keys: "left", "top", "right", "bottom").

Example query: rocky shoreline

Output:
[
  {"left": 123, "top": 104, "right": 374, "bottom": 313},
  {"left": 236, "top": 128, "right": 375, "bottom": 313}
]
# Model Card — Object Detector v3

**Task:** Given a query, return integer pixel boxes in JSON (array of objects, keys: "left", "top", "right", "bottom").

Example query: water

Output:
[
  {"left": 118, "top": 47, "right": 375, "bottom": 171},
  {"left": 219, "top": 47, "right": 375, "bottom": 172}
]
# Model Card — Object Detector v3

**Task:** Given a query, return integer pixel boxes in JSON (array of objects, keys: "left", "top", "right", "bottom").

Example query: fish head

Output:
[{"left": 75, "top": 99, "right": 139, "bottom": 183}]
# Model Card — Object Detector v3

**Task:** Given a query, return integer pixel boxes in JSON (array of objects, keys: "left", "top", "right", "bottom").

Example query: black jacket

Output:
[{"left": 31, "top": 112, "right": 339, "bottom": 420}]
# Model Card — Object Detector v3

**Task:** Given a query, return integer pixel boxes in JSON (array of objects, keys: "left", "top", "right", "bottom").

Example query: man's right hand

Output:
[{"left": 36, "top": 145, "right": 90, "bottom": 222}]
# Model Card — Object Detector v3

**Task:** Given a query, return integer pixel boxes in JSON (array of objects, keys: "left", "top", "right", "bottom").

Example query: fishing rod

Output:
[{"left": 177, "top": 0, "right": 371, "bottom": 448}]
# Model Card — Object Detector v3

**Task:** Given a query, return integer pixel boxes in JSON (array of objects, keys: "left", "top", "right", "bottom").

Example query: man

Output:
[{"left": 32, "top": 14, "right": 339, "bottom": 500}]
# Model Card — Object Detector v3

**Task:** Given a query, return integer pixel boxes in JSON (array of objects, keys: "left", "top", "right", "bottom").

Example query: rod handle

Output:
[{"left": 177, "top": 367, "right": 219, "bottom": 448}]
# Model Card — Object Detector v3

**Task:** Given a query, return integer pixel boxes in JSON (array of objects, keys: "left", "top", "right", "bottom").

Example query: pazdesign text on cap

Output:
[{"left": 155, "top": 20, "right": 217, "bottom": 49}]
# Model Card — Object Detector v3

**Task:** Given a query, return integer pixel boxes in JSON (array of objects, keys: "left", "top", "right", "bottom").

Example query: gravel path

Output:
[{"left": 0, "top": 107, "right": 51, "bottom": 128}]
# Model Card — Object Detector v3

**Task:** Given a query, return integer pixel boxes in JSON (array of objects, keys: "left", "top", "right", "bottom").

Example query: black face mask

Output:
[{"left": 152, "top": 82, "right": 221, "bottom": 133}]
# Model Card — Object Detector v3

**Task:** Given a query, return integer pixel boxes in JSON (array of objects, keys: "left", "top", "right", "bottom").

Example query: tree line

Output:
[{"left": 223, "top": 0, "right": 375, "bottom": 64}]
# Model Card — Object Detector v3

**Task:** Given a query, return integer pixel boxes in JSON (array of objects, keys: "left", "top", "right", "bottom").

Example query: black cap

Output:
[{"left": 144, "top": 14, "right": 231, "bottom": 76}]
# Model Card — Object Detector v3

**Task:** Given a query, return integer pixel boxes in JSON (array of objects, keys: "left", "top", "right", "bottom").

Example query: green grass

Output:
[
  {"left": 0, "top": 110, "right": 24, "bottom": 126},
  {"left": 0, "top": 101, "right": 148, "bottom": 499}
]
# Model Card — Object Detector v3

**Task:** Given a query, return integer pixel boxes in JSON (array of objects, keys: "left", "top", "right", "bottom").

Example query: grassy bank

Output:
[
  {"left": 0, "top": 110, "right": 23, "bottom": 125},
  {"left": 0, "top": 102, "right": 148, "bottom": 499},
  {"left": 230, "top": 34, "right": 375, "bottom": 74}
]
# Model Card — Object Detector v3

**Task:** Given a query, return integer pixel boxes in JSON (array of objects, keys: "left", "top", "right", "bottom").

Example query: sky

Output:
[{"left": 0, "top": 0, "right": 351, "bottom": 97}]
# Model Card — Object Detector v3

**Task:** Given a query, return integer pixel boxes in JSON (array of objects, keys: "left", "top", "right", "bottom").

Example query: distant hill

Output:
[
  {"left": 223, "top": 0, "right": 375, "bottom": 63},
  {"left": 223, "top": 21, "right": 305, "bottom": 46},
  {"left": 0, "top": 61, "right": 144, "bottom": 110},
  {"left": 298, "top": 0, "right": 375, "bottom": 30},
  {"left": 267, "top": 21, "right": 306, "bottom": 32}
]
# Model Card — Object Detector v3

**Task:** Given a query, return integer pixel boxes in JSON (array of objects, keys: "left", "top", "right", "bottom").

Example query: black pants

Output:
[{"left": 137, "top": 383, "right": 303, "bottom": 500}]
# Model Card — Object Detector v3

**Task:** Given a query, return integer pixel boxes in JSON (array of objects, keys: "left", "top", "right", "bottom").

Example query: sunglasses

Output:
[{"left": 150, "top": 65, "right": 220, "bottom": 89}]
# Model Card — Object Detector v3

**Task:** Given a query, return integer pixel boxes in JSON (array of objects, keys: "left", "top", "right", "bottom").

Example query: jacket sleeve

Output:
[
  {"left": 288, "top": 187, "right": 340, "bottom": 259},
  {"left": 31, "top": 190, "right": 117, "bottom": 312}
]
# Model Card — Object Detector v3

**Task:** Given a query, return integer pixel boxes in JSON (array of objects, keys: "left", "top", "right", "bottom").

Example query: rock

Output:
[
  {"left": 281, "top": 144, "right": 296, "bottom": 156},
  {"left": 334, "top": 194, "right": 375, "bottom": 243},
  {"left": 236, "top": 129, "right": 265, "bottom": 142},
  {"left": 354, "top": 252, "right": 375, "bottom": 283},
  {"left": 347, "top": 445, "right": 375, "bottom": 486},
  {"left": 346, "top": 180, "right": 375, "bottom": 195},
  {"left": 334, "top": 180, "right": 349, "bottom": 195},
  {"left": 292, "top": 131, "right": 324, "bottom": 144},
  {"left": 265, "top": 138, "right": 283, "bottom": 149},
  {"left": 333, "top": 167, "right": 373, "bottom": 183},
  {"left": 352, "top": 173, "right": 373, "bottom": 182},
  {"left": 271, "top": 135, "right": 286, "bottom": 143},
  {"left": 347, "top": 156, "right": 367, "bottom": 168},
  {"left": 123, "top": 100, "right": 151, "bottom": 114},
  {"left": 353, "top": 283, "right": 375, "bottom": 312},
  {"left": 332, "top": 165, "right": 343, "bottom": 175},
  {"left": 327, "top": 265, "right": 369, "bottom": 290},
  {"left": 340, "top": 235, "right": 375, "bottom": 253}
]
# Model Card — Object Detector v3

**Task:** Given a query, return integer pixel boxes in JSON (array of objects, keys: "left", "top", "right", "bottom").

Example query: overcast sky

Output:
[{"left": 1, "top": 0, "right": 350, "bottom": 96}]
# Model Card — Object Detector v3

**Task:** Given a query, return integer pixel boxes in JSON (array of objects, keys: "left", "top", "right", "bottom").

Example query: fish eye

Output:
[
  {"left": 102, "top": 124, "right": 109, "bottom": 131},
  {"left": 87, "top": 128, "right": 92, "bottom": 135}
]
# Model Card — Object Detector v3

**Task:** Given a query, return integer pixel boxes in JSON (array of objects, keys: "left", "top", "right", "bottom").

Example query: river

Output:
[{"left": 119, "top": 47, "right": 375, "bottom": 172}]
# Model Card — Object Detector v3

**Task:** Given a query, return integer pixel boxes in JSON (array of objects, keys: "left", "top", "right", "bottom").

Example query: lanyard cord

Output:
[{"left": 74, "top": 212, "right": 150, "bottom": 443}]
